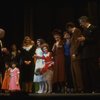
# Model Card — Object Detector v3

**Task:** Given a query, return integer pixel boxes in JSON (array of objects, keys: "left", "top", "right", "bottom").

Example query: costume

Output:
[
  {"left": 21, "top": 45, "right": 35, "bottom": 82},
  {"left": 52, "top": 41, "right": 65, "bottom": 83},
  {"left": 40, "top": 52, "right": 54, "bottom": 93},
  {"left": 9, "top": 67, "right": 20, "bottom": 91},
  {"left": 33, "top": 47, "right": 45, "bottom": 82},
  {"left": 1, "top": 68, "right": 11, "bottom": 90},
  {"left": 41, "top": 52, "right": 54, "bottom": 81}
]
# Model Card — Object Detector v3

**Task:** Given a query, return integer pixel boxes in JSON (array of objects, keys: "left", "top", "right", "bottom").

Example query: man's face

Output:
[
  {"left": 63, "top": 32, "right": 70, "bottom": 39},
  {"left": 67, "top": 27, "right": 73, "bottom": 33},
  {"left": 79, "top": 20, "right": 87, "bottom": 28}
]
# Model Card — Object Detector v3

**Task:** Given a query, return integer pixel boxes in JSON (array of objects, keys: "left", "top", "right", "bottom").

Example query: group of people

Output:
[{"left": 0, "top": 16, "right": 100, "bottom": 94}]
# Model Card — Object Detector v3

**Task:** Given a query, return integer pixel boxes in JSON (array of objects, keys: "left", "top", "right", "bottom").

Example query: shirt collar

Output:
[
  {"left": 72, "top": 27, "right": 76, "bottom": 33},
  {"left": 87, "top": 24, "right": 91, "bottom": 28}
]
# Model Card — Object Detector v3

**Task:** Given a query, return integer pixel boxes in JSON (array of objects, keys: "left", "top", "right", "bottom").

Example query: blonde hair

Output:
[{"left": 23, "top": 36, "right": 33, "bottom": 46}]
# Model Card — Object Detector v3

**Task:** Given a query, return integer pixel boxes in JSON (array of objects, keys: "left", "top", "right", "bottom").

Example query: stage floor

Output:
[{"left": 1, "top": 92, "right": 100, "bottom": 96}]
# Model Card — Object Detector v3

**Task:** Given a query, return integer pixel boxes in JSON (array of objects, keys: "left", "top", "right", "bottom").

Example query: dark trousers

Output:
[
  {"left": 65, "top": 55, "right": 74, "bottom": 88},
  {"left": 81, "top": 58, "right": 100, "bottom": 92},
  {"left": 71, "top": 59, "right": 83, "bottom": 92}
]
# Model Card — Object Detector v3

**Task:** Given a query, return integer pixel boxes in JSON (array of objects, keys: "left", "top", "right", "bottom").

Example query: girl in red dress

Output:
[
  {"left": 1, "top": 62, "right": 11, "bottom": 92},
  {"left": 41, "top": 43, "right": 54, "bottom": 93}
]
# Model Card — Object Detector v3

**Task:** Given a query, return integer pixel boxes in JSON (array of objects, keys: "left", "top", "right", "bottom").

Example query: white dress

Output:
[{"left": 33, "top": 48, "right": 45, "bottom": 82}]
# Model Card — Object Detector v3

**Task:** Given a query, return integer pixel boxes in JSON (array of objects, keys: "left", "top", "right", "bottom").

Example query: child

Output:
[
  {"left": 40, "top": 43, "right": 54, "bottom": 93},
  {"left": 1, "top": 62, "right": 11, "bottom": 92},
  {"left": 33, "top": 39, "right": 45, "bottom": 94},
  {"left": 9, "top": 62, "right": 20, "bottom": 92}
]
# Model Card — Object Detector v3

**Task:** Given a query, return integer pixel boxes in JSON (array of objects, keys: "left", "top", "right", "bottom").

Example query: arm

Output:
[
  {"left": 52, "top": 43, "right": 56, "bottom": 52},
  {"left": 33, "top": 54, "right": 45, "bottom": 59},
  {"left": 16, "top": 68, "right": 20, "bottom": 85},
  {"left": 71, "top": 29, "right": 82, "bottom": 58}
]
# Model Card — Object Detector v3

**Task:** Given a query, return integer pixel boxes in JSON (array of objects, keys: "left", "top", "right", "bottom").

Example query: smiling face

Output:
[
  {"left": 43, "top": 46, "right": 48, "bottom": 53},
  {"left": 54, "top": 34, "right": 61, "bottom": 42}
]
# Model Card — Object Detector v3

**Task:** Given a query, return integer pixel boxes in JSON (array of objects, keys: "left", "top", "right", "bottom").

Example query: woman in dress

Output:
[
  {"left": 20, "top": 36, "right": 35, "bottom": 93},
  {"left": 52, "top": 29, "right": 66, "bottom": 93}
]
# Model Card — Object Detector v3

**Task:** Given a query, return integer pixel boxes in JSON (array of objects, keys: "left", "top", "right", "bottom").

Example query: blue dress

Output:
[{"left": 33, "top": 47, "right": 45, "bottom": 82}]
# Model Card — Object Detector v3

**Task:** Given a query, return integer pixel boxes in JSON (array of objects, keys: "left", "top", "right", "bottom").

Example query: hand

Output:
[
  {"left": 28, "top": 61, "right": 31, "bottom": 64},
  {"left": 1, "top": 48, "right": 8, "bottom": 53},
  {"left": 16, "top": 82, "right": 19, "bottom": 85},
  {"left": 24, "top": 61, "right": 31, "bottom": 65},
  {"left": 33, "top": 55, "right": 41, "bottom": 59},
  {"left": 48, "top": 62, "right": 54, "bottom": 67},
  {"left": 33, "top": 54, "right": 37, "bottom": 58},
  {"left": 77, "top": 36, "right": 85, "bottom": 42},
  {"left": 18, "top": 50, "right": 21, "bottom": 53},
  {"left": 72, "top": 54, "right": 76, "bottom": 59}
]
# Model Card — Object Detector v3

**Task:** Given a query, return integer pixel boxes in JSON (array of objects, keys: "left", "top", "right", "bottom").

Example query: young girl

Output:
[
  {"left": 33, "top": 39, "right": 45, "bottom": 94},
  {"left": 41, "top": 43, "right": 54, "bottom": 94},
  {"left": 1, "top": 62, "right": 11, "bottom": 92},
  {"left": 9, "top": 62, "right": 20, "bottom": 92}
]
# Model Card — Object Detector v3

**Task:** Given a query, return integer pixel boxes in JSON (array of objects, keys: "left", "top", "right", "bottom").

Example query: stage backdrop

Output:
[{"left": 0, "top": 0, "right": 100, "bottom": 48}]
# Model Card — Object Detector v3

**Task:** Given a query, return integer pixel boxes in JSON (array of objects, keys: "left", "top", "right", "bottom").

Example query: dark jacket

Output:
[{"left": 79, "top": 25, "right": 99, "bottom": 59}]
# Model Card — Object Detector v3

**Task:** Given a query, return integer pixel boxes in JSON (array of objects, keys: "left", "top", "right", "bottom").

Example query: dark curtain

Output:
[
  {"left": 0, "top": 0, "right": 100, "bottom": 47},
  {"left": 23, "top": 0, "right": 100, "bottom": 47}
]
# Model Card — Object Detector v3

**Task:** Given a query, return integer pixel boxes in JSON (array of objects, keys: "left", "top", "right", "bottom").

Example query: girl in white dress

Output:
[{"left": 33, "top": 39, "right": 45, "bottom": 93}]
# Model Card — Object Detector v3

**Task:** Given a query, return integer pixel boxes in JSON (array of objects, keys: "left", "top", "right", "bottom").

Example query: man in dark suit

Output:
[
  {"left": 66, "top": 22, "right": 84, "bottom": 93},
  {"left": 78, "top": 16, "right": 100, "bottom": 93}
]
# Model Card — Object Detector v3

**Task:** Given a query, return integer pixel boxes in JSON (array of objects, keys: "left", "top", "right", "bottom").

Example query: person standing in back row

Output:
[
  {"left": 78, "top": 16, "right": 100, "bottom": 93},
  {"left": 66, "top": 22, "right": 84, "bottom": 93},
  {"left": 52, "top": 29, "right": 65, "bottom": 93}
]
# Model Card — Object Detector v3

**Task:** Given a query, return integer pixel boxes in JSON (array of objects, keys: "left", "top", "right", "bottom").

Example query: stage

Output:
[{"left": 0, "top": 92, "right": 100, "bottom": 97}]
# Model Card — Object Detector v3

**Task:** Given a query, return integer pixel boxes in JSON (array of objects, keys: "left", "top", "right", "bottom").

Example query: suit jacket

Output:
[
  {"left": 70, "top": 28, "right": 82, "bottom": 60},
  {"left": 80, "top": 24, "right": 99, "bottom": 59}
]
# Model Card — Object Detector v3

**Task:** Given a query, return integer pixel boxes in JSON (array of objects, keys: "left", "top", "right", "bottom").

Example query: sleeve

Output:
[{"left": 84, "top": 26, "right": 97, "bottom": 44}]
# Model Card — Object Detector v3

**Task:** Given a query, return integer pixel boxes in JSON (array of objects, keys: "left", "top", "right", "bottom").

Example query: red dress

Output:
[
  {"left": 41, "top": 52, "right": 54, "bottom": 74},
  {"left": 1, "top": 68, "right": 11, "bottom": 90},
  {"left": 52, "top": 41, "right": 66, "bottom": 83}
]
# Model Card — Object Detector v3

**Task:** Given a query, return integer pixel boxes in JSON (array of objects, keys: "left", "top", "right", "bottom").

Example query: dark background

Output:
[{"left": 0, "top": 0, "right": 100, "bottom": 48}]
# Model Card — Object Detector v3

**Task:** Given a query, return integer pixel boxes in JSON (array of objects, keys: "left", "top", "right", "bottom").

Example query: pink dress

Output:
[{"left": 9, "top": 67, "right": 20, "bottom": 91}]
